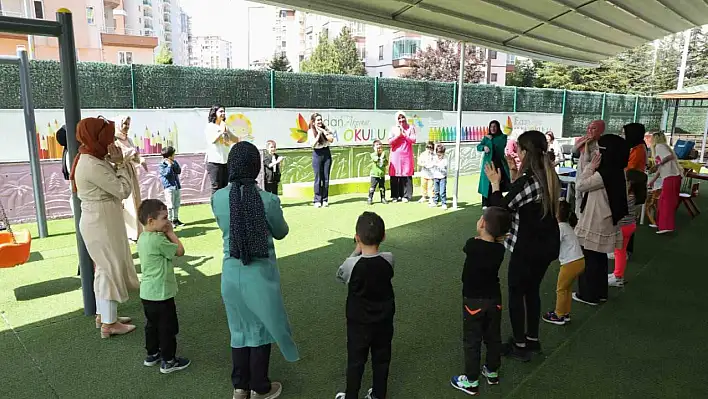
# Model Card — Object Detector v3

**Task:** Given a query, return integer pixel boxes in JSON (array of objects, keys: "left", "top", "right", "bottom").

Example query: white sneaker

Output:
[
  {"left": 657, "top": 229, "right": 673, "bottom": 235},
  {"left": 441, "top": 203, "right": 448, "bottom": 210},
  {"left": 428, "top": 201, "right": 436, "bottom": 207},
  {"left": 607, "top": 252, "right": 615, "bottom": 260},
  {"left": 649, "top": 224, "right": 657, "bottom": 228},
  {"left": 314, "top": 202, "right": 321, "bottom": 208},
  {"left": 418, "top": 197, "right": 427, "bottom": 203},
  {"left": 607, "top": 274, "right": 624, "bottom": 287},
  {"left": 334, "top": 393, "right": 345, "bottom": 399},
  {"left": 322, "top": 201, "right": 329, "bottom": 207},
  {"left": 365, "top": 388, "right": 374, "bottom": 399},
  {"left": 401, "top": 198, "right": 409, "bottom": 203},
  {"left": 572, "top": 292, "right": 599, "bottom": 306}
]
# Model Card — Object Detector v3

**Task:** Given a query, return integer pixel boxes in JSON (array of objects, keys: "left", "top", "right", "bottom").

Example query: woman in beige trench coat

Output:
[{"left": 114, "top": 115, "right": 147, "bottom": 242}]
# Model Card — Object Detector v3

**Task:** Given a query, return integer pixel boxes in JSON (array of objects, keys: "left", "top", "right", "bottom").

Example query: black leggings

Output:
[
  {"left": 577, "top": 248, "right": 609, "bottom": 303},
  {"left": 507, "top": 253, "right": 551, "bottom": 343}
]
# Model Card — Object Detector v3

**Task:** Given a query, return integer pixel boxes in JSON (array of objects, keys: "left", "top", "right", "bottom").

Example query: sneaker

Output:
[
  {"left": 322, "top": 201, "right": 329, "bottom": 207},
  {"left": 251, "top": 382, "right": 282, "bottom": 399},
  {"left": 144, "top": 352, "right": 161, "bottom": 366},
  {"left": 608, "top": 274, "right": 624, "bottom": 287},
  {"left": 334, "top": 394, "right": 345, "bottom": 399},
  {"left": 314, "top": 202, "right": 321, "bottom": 208},
  {"left": 367, "top": 198, "right": 373, "bottom": 205},
  {"left": 501, "top": 338, "right": 531, "bottom": 362},
  {"left": 381, "top": 198, "right": 388, "bottom": 205},
  {"left": 401, "top": 198, "right": 409, "bottom": 203},
  {"left": 657, "top": 229, "right": 673, "bottom": 235},
  {"left": 428, "top": 201, "right": 436, "bottom": 207},
  {"left": 542, "top": 311, "right": 567, "bottom": 326},
  {"left": 160, "top": 357, "right": 191, "bottom": 374},
  {"left": 441, "top": 203, "right": 448, "bottom": 210},
  {"left": 481, "top": 365, "right": 499, "bottom": 385},
  {"left": 564, "top": 313, "right": 572, "bottom": 323},
  {"left": 365, "top": 388, "right": 377, "bottom": 399},
  {"left": 233, "top": 389, "right": 250, "bottom": 399},
  {"left": 391, "top": 198, "right": 398, "bottom": 203},
  {"left": 418, "top": 197, "right": 427, "bottom": 203},
  {"left": 572, "top": 292, "right": 599, "bottom": 306},
  {"left": 649, "top": 224, "right": 658, "bottom": 228},
  {"left": 450, "top": 375, "right": 479, "bottom": 396},
  {"left": 175, "top": 219, "right": 185, "bottom": 227},
  {"left": 525, "top": 337, "right": 542, "bottom": 354}
]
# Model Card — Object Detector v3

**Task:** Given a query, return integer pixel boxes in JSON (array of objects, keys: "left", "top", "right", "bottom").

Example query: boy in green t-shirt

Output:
[
  {"left": 368, "top": 139, "right": 388, "bottom": 205},
  {"left": 137, "top": 199, "right": 190, "bottom": 374}
]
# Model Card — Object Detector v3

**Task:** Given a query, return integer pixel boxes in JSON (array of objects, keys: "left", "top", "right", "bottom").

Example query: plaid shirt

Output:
[{"left": 503, "top": 175, "right": 543, "bottom": 252}]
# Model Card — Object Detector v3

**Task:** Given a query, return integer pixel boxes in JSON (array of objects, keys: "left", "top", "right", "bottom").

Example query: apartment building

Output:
[
  {"left": 303, "top": 13, "right": 366, "bottom": 63},
  {"left": 189, "top": 35, "right": 232, "bottom": 69}
]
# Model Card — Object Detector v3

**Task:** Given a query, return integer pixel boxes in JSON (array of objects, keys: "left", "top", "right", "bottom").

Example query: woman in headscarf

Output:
[
  {"left": 621, "top": 123, "right": 648, "bottom": 258},
  {"left": 388, "top": 111, "right": 417, "bottom": 202},
  {"left": 573, "top": 134, "right": 629, "bottom": 306},
  {"left": 114, "top": 115, "right": 147, "bottom": 242},
  {"left": 573, "top": 120, "right": 605, "bottom": 213},
  {"left": 211, "top": 141, "right": 298, "bottom": 399},
  {"left": 478, "top": 120, "right": 510, "bottom": 207},
  {"left": 70, "top": 116, "right": 138, "bottom": 338}
]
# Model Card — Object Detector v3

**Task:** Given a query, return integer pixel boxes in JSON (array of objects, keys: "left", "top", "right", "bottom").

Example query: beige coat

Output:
[
  {"left": 575, "top": 140, "right": 599, "bottom": 214},
  {"left": 574, "top": 166, "right": 622, "bottom": 254},
  {"left": 75, "top": 154, "right": 139, "bottom": 302},
  {"left": 115, "top": 137, "right": 143, "bottom": 241}
]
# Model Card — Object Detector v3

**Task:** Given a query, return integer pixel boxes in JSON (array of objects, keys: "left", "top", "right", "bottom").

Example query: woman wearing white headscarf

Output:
[
  {"left": 114, "top": 115, "right": 147, "bottom": 241},
  {"left": 388, "top": 111, "right": 417, "bottom": 202}
]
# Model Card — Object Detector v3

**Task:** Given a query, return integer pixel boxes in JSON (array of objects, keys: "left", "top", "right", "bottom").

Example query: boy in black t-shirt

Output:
[
  {"left": 263, "top": 140, "right": 284, "bottom": 195},
  {"left": 451, "top": 206, "right": 511, "bottom": 396},
  {"left": 335, "top": 212, "right": 394, "bottom": 399}
]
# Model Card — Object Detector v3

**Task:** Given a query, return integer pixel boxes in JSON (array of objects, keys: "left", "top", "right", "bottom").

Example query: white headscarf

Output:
[{"left": 114, "top": 115, "right": 130, "bottom": 140}]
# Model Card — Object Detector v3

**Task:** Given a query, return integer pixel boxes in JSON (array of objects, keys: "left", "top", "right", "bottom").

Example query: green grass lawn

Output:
[{"left": 1, "top": 175, "right": 707, "bottom": 398}]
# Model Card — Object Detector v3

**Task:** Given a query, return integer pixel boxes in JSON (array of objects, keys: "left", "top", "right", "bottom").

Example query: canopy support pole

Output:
[{"left": 452, "top": 42, "right": 465, "bottom": 210}]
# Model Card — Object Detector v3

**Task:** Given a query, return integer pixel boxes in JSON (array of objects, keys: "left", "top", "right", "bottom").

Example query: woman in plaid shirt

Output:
[{"left": 484, "top": 130, "right": 560, "bottom": 362}]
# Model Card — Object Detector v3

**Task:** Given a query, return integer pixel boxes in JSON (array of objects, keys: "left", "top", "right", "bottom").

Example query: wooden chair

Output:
[{"left": 679, "top": 169, "right": 701, "bottom": 218}]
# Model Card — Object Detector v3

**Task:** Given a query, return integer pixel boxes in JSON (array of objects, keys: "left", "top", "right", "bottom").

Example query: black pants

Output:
[
  {"left": 369, "top": 177, "right": 385, "bottom": 200},
  {"left": 232, "top": 344, "right": 272, "bottom": 394},
  {"left": 627, "top": 233, "right": 634, "bottom": 254},
  {"left": 577, "top": 248, "right": 609, "bottom": 303},
  {"left": 142, "top": 298, "right": 179, "bottom": 361},
  {"left": 346, "top": 321, "right": 393, "bottom": 399},
  {"left": 264, "top": 182, "right": 279, "bottom": 195},
  {"left": 463, "top": 297, "right": 501, "bottom": 380},
  {"left": 507, "top": 254, "right": 551, "bottom": 344},
  {"left": 390, "top": 176, "right": 412, "bottom": 200},
  {"left": 207, "top": 162, "right": 228, "bottom": 194},
  {"left": 312, "top": 147, "right": 332, "bottom": 204}
]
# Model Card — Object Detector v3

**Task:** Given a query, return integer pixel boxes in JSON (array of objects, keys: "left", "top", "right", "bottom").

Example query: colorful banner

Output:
[{"left": 0, "top": 109, "right": 563, "bottom": 162}]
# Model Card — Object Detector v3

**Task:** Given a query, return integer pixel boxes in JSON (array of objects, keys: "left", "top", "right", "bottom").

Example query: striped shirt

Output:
[{"left": 618, "top": 194, "right": 637, "bottom": 226}]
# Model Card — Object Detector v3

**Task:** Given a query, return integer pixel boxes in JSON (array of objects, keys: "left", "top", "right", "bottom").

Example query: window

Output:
[
  {"left": 507, "top": 54, "right": 516, "bottom": 65},
  {"left": 392, "top": 38, "right": 420, "bottom": 60},
  {"left": 299, "top": 54, "right": 304, "bottom": 62},
  {"left": 379, "top": 72, "right": 383, "bottom": 77},
  {"left": 280, "top": 10, "right": 287, "bottom": 18},
  {"left": 378, "top": 45, "right": 384, "bottom": 60},
  {"left": 357, "top": 46, "right": 365, "bottom": 61},
  {"left": 489, "top": 50, "right": 497, "bottom": 59},
  {"left": 33, "top": 0, "right": 44, "bottom": 19},
  {"left": 490, "top": 73, "right": 498, "bottom": 82},
  {"left": 281, "top": 41, "right": 286, "bottom": 47},
  {"left": 322, "top": 28, "right": 328, "bottom": 39},
  {"left": 86, "top": 6, "right": 94, "bottom": 25},
  {"left": 118, "top": 51, "right": 133, "bottom": 65}
]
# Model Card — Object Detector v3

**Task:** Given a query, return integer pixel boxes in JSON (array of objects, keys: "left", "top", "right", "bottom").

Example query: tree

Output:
[
  {"left": 268, "top": 54, "right": 293, "bottom": 72},
  {"left": 332, "top": 27, "right": 366, "bottom": 75},
  {"left": 404, "top": 40, "right": 484, "bottom": 83},
  {"left": 300, "top": 27, "right": 365, "bottom": 75},
  {"left": 686, "top": 27, "right": 708, "bottom": 87},
  {"left": 300, "top": 34, "right": 340, "bottom": 74},
  {"left": 155, "top": 44, "right": 173, "bottom": 65},
  {"left": 651, "top": 33, "right": 682, "bottom": 93},
  {"left": 506, "top": 59, "right": 545, "bottom": 87}
]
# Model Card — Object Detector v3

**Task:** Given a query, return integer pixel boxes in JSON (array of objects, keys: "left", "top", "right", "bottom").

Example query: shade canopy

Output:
[
  {"left": 659, "top": 84, "right": 708, "bottom": 100},
  {"left": 255, "top": 0, "right": 708, "bottom": 66}
]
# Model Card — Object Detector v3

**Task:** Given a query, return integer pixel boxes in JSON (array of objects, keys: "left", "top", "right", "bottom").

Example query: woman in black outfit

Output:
[{"left": 484, "top": 130, "right": 560, "bottom": 361}]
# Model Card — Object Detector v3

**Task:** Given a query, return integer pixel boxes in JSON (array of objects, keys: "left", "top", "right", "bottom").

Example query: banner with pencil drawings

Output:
[{"left": 0, "top": 108, "right": 562, "bottom": 162}]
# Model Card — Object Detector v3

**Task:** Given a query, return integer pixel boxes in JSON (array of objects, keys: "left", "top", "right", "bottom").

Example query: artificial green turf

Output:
[{"left": 1, "top": 175, "right": 706, "bottom": 398}]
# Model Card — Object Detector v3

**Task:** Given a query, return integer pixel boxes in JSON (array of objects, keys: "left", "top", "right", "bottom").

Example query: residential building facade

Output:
[{"left": 189, "top": 35, "right": 232, "bottom": 69}]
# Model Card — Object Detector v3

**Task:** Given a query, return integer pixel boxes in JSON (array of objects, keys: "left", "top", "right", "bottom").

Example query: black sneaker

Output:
[
  {"left": 367, "top": 198, "right": 373, "bottom": 205},
  {"left": 481, "top": 365, "right": 499, "bottom": 385},
  {"left": 144, "top": 352, "right": 161, "bottom": 366},
  {"left": 525, "top": 337, "right": 542, "bottom": 354},
  {"left": 175, "top": 219, "right": 185, "bottom": 227},
  {"left": 160, "top": 356, "right": 191, "bottom": 374},
  {"left": 502, "top": 338, "right": 531, "bottom": 362}
]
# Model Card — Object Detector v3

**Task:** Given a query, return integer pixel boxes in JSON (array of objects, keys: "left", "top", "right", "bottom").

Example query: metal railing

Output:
[{"left": 101, "top": 26, "right": 157, "bottom": 37}]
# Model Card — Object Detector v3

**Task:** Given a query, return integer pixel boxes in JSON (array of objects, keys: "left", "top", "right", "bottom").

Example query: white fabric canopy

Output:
[{"left": 255, "top": 0, "right": 708, "bottom": 66}]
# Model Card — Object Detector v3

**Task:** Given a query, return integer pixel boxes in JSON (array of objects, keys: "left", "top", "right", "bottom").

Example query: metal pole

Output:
[
  {"left": 633, "top": 96, "right": 640, "bottom": 123},
  {"left": 677, "top": 29, "right": 691, "bottom": 90},
  {"left": 130, "top": 63, "right": 137, "bottom": 108},
  {"left": 513, "top": 86, "right": 518, "bottom": 112},
  {"left": 452, "top": 81, "right": 457, "bottom": 111},
  {"left": 373, "top": 76, "right": 378, "bottom": 110},
  {"left": 270, "top": 69, "right": 275, "bottom": 108},
  {"left": 700, "top": 108, "right": 708, "bottom": 164},
  {"left": 600, "top": 92, "right": 606, "bottom": 120},
  {"left": 452, "top": 42, "right": 465, "bottom": 210},
  {"left": 669, "top": 99, "right": 679, "bottom": 145},
  {"left": 57, "top": 9, "right": 95, "bottom": 316},
  {"left": 18, "top": 48, "right": 48, "bottom": 238}
]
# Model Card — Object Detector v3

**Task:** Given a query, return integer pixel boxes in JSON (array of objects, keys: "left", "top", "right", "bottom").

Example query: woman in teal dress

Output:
[
  {"left": 478, "top": 120, "right": 511, "bottom": 206},
  {"left": 212, "top": 141, "right": 299, "bottom": 399}
]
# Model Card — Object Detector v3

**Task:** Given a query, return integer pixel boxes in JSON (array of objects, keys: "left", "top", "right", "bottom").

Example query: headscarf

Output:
[
  {"left": 115, "top": 115, "right": 130, "bottom": 140},
  {"left": 623, "top": 123, "right": 646, "bottom": 148},
  {"left": 578, "top": 120, "right": 605, "bottom": 153},
  {"left": 69, "top": 117, "right": 116, "bottom": 192},
  {"left": 227, "top": 141, "right": 269, "bottom": 265},
  {"left": 56, "top": 125, "right": 70, "bottom": 180},
  {"left": 581, "top": 134, "right": 629, "bottom": 225},
  {"left": 395, "top": 111, "right": 409, "bottom": 129},
  {"left": 489, "top": 120, "right": 502, "bottom": 136}
]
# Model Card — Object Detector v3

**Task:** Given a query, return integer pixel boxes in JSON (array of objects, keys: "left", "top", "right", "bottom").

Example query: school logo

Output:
[
  {"left": 226, "top": 113, "right": 254, "bottom": 142},
  {"left": 290, "top": 113, "right": 309, "bottom": 143}
]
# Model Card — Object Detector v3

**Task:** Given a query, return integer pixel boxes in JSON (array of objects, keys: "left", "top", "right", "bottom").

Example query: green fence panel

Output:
[
  {"left": 133, "top": 65, "right": 270, "bottom": 109},
  {"left": 274, "top": 73, "right": 374, "bottom": 109},
  {"left": 604, "top": 93, "right": 636, "bottom": 134},
  {"left": 515, "top": 87, "right": 564, "bottom": 114},
  {"left": 462, "top": 84, "right": 515, "bottom": 112},
  {"left": 636, "top": 97, "right": 664, "bottom": 132},
  {"left": 667, "top": 106, "right": 707, "bottom": 135},
  {"left": 563, "top": 90, "right": 604, "bottom": 137},
  {"left": 377, "top": 78, "right": 454, "bottom": 110}
]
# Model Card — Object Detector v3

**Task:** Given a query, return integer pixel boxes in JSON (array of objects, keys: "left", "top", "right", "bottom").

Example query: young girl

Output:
[
  {"left": 418, "top": 141, "right": 435, "bottom": 203},
  {"left": 608, "top": 170, "right": 647, "bottom": 288},
  {"left": 263, "top": 140, "right": 284, "bottom": 196},
  {"left": 543, "top": 200, "right": 584, "bottom": 326},
  {"left": 648, "top": 132, "right": 682, "bottom": 234}
]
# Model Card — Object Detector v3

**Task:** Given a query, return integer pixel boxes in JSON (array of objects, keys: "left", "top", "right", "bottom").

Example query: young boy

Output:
[
  {"left": 263, "top": 140, "right": 284, "bottom": 195},
  {"left": 159, "top": 146, "right": 184, "bottom": 227},
  {"left": 417, "top": 141, "right": 435, "bottom": 203},
  {"left": 368, "top": 139, "right": 388, "bottom": 205},
  {"left": 451, "top": 206, "right": 511, "bottom": 396},
  {"left": 335, "top": 212, "right": 394, "bottom": 399},
  {"left": 430, "top": 143, "right": 449, "bottom": 210},
  {"left": 137, "top": 199, "right": 190, "bottom": 374}
]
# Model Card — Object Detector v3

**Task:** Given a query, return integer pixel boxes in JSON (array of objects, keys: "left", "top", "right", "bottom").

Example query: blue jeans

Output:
[
  {"left": 433, "top": 178, "right": 447, "bottom": 204},
  {"left": 312, "top": 147, "right": 332, "bottom": 204}
]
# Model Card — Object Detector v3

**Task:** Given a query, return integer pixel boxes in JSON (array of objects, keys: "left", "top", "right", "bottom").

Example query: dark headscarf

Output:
[
  {"left": 623, "top": 123, "right": 646, "bottom": 148},
  {"left": 56, "top": 125, "right": 70, "bottom": 180},
  {"left": 489, "top": 120, "right": 502, "bottom": 136},
  {"left": 581, "top": 134, "right": 629, "bottom": 225},
  {"left": 227, "top": 141, "right": 269, "bottom": 265}
]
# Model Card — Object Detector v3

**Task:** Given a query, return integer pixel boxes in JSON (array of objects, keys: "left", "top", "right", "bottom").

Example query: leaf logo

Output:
[
  {"left": 503, "top": 116, "right": 513, "bottom": 135},
  {"left": 290, "top": 113, "right": 309, "bottom": 143}
]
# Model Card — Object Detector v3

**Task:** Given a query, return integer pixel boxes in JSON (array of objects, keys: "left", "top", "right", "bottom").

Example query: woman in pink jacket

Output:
[{"left": 388, "top": 111, "right": 417, "bottom": 202}]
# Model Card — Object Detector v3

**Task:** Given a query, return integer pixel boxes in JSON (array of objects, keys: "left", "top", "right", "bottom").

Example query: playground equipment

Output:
[{"left": 0, "top": 201, "right": 31, "bottom": 268}]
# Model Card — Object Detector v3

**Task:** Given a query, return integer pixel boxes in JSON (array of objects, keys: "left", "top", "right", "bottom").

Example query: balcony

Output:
[
  {"left": 100, "top": 27, "right": 158, "bottom": 49},
  {"left": 142, "top": 0, "right": 152, "bottom": 7},
  {"left": 392, "top": 38, "right": 420, "bottom": 68},
  {"left": 104, "top": 0, "right": 121, "bottom": 8}
]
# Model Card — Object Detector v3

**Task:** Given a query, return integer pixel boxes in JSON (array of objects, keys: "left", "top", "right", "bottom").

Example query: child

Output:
[
  {"left": 450, "top": 207, "right": 510, "bottom": 396},
  {"left": 608, "top": 170, "right": 647, "bottom": 287},
  {"left": 368, "top": 139, "right": 388, "bottom": 205},
  {"left": 542, "top": 200, "right": 584, "bottom": 326},
  {"left": 263, "top": 140, "right": 284, "bottom": 196},
  {"left": 429, "top": 144, "right": 448, "bottom": 210},
  {"left": 137, "top": 199, "right": 190, "bottom": 374},
  {"left": 417, "top": 141, "right": 435, "bottom": 203},
  {"left": 159, "top": 146, "right": 184, "bottom": 227},
  {"left": 335, "top": 212, "right": 394, "bottom": 399}
]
